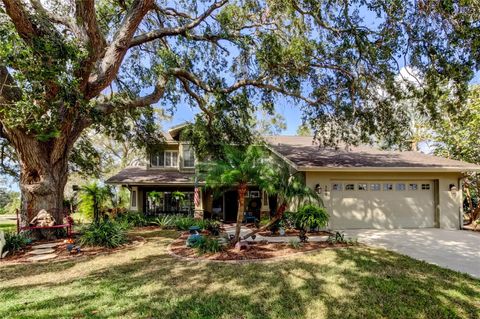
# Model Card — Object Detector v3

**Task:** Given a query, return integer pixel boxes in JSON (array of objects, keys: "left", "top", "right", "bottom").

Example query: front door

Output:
[{"left": 224, "top": 191, "right": 238, "bottom": 222}]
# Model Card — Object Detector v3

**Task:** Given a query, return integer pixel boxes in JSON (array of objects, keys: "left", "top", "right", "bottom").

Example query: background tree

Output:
[
  {"left": 296, "top": 123, "right": 312, "bottom": 137},
  {"left": 253, "top": 109, "right": 287, "bottom": 136},
  {"left": 433, "top": 85, "right": 480, "bottom": 223},
  {"left": 0, "top": 0, "right": 478, "bottom": 227},
  {"left": 79, "top": 182, "right": 112, "bottom": 223}
]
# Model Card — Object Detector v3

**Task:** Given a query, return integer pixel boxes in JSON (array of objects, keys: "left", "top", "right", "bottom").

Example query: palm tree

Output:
[
  {"left": 242, "top": 158, "right": 321, "bottom": 240},
  {"left": 201, "top": 145, "right": 266, "bottom": 243},
  {"left": 80, "top": 182, "right": 113, "bottom": 223}
]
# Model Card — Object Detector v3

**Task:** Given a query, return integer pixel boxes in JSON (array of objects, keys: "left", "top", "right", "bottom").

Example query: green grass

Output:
[
  {"left": 0, "top": 219, "right": 16, "bottom": 232},
  {"left": 0, "top": 229, "right": 479, "bottom": 319}
]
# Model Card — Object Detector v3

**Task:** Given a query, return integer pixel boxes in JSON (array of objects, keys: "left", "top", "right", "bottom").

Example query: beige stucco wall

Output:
[{"left": 304, "top": 171, "right": 462, "bottom": 230}]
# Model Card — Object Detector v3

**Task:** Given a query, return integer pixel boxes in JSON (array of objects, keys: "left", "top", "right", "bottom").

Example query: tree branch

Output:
[
  {"left": 0, "top": 65, "right": 22, "bottom": 108},
  {"left": 169, "top": 68, "right": 320, "bottom": 105},
  {"left": 86, "top": 0, "right": 156, "bottom": 99},
  {"left": 95, "top": 75, "right": 168, "bottom": 114},
  {"left": 2, "top": 0, "right": 40, "bottom": 44},
  {"left": 129, "top": 0, "right": 228, "bottom": 48},
  {"left": 74, "top": 0, "right": 107, "bottom": 90}
]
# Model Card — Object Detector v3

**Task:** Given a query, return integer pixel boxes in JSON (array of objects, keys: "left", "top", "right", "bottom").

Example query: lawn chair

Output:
[{"left": 243, "top": 211, "right": 257, "bottom": 224}]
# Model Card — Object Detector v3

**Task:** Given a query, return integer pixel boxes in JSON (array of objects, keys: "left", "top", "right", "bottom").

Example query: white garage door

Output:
[{"left": 330, "top": 181, "right": 435, "bottom": 229}]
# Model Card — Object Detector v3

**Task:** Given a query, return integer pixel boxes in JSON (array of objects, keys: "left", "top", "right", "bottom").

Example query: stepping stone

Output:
[
  {"left": 31, "top": 243, "right": 59, "bottom": 249},
  {"left": 27, "top": 254, "right": 57, "bottom": 262},
  {"left": 27, "top": 248, "right": 55, "bottom": 255}
]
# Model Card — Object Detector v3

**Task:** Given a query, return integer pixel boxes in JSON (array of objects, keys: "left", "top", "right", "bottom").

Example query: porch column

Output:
[
  {"left": 194, "top": 188, "right": 204, "bottom": 219},
  {"left": 260, "top": 190, "right": 270, "bottom": 219}
]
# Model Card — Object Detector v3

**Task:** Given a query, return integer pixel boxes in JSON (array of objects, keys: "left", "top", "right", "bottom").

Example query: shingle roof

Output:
[
  {"left": 106, "top": 167, "right": 195, "bottom": 185},
  {"left": 265, "top": 136, "right": 480, "bottom": 171}
]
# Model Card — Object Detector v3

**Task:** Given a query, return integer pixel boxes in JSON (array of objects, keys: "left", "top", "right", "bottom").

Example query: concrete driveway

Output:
[{"left": 345, "top": 229, "right": 480, "bottom": 278}]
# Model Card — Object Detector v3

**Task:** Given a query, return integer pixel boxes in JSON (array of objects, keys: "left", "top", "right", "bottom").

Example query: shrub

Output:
[
  {"left": 174, "top": 216, "right": 206, "bottom": 230},
  {"left": 152, "top": 215, "right": 176, "bottom": 228},
  {"left": 205, "top": 220, "right": 221, "bottom": 236},
  {"left": 327, "top": 231, "right": 357, "bottom": 245},
  {"left": 115, "top": 211, "right": 148, "bottom": 227},
  {"left": 294, "top": 205, "right": 329, "bottom": 231},
  {"left": 80, "top": 221, "right": 128, "bottom": 248},
  {"left": 4, "top": 232, "right": 29, "bottom": 254},
  {"left": 292, "top": 205, "right": 329, "bottom": 242},
  {"left": 288, "top": 238, "right": 302, "bottom": 249},
  {"left": 192, "top": 236, "right": 223, "bottom": 255}
]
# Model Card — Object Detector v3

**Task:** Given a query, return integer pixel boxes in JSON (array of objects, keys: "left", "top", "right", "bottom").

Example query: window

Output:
[
  {"left": 370, "top": 183, "right": 381, "bottom": 191},
  {"left": 131, "top": 190, "right": 137, "bottom": 207},
  {"left": 165, "top": 151, "right": 178, "bottom": 167},
  {"left": 332, "top": 183, "right": 342, "bottom": 191},
  {"left": 345, "top": 184, "right": 355, "bottom": 191},
  {"left": 250, "top": 191, "right": 260, "bottom": 198},
  {"left": 421, "top": 183, "right": 431, "bottom": 190},
  {"left": 409, "top": 183, "right": 418, "bottom": 191},
  {"left": 150, "top": 152, "right": 164, "bottom": 167},
  {"left": 383, "top": 183, "right": 393, "bottom": 191},
  {"left": 396, "top": 183, "right": 406, "bottom": 191},
  {"left": 358, "top": 183, "right": 368, "bottom": 191},
  {"left": 183, "top": 145, "right": 195, "bottom": 168},
  {"left": 150, "top": 151, "right": 178, "bottom": 168}
]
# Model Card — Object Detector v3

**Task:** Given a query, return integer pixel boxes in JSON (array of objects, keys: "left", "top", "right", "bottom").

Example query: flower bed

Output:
[{"left": 170, "top": 232, "right": 351, "bottom": 261}]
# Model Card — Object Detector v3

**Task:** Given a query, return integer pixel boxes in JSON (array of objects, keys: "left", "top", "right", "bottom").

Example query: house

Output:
[{"left": 106, "top": 125, "right": 480, "bottom": 230}]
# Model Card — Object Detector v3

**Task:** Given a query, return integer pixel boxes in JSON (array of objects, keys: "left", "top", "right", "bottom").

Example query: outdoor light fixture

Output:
[
  {"left": 449, "top": 184, "right": 458, "bottom": 195},
  {"left": 315, "top": 184, "right": 322, "bottom": 194}
]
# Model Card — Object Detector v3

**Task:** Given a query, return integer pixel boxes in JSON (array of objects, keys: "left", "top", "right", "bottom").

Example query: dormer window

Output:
[
  {"left": 150, "top": 150, "right": 178, "bottom": 168},
  {"left": 183, "top": 145, "right": 195, "bottom": 168}
]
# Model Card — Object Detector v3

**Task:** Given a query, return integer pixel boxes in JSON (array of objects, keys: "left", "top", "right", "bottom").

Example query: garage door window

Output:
[
  {"left": 370, "top": 183, "right": 381, "bottom": 191},
  {"left": 332, "top": 183, "right": 342, "bottom": 191},
  {"left": 358, "top": 183, "right": 368, "bottom": 191},
  {"left": 396, "top": 183, "right": 406, "bottom": 191},
  {"left": 345, "top": 184, "right": 355, "bottom": 191},
  {"left": 409, "top": 183, "right": 418, "bottom": 191},
  {"left": 383, "top": 183, "right": 393, "bottom": 191},
  {"left": 421, "top": 184, "right": 431, "bottom": 190}
]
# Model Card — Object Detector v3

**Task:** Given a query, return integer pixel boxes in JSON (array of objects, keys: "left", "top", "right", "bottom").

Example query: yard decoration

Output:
[{"left": 30, "top": 209, "right": 56, "bottom": 227}]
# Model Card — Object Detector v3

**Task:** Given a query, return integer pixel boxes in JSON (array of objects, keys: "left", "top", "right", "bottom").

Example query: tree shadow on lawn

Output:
[{"left": 0, "top": 235, "right": 479, "bottom": 319}]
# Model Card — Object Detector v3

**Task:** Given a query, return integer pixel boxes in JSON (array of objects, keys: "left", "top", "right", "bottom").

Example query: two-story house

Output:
[
  {"left": 107, "top": 123, "right": 480, "bottom": 230},
  {"left": 105, "top": 124, "right": 271, "bottom": 222}
]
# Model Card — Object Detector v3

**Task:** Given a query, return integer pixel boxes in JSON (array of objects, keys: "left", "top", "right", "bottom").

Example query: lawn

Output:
[
  {"left": 0, "top": 229, "right": 479, "bottom": 319},
  {"left": 0, "top": 219, "right": 16, "bottom": 232}
]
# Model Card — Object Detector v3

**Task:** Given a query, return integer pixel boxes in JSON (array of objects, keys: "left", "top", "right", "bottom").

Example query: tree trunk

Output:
[
  {"left": 12, "top": 133, "right": 70, "bottom": 228},
  {"left": 234, "top": 182, "right": 248, "bottom": 243},
  {"left": 242, "top": 202, "right": 287, "bottom": 240}
]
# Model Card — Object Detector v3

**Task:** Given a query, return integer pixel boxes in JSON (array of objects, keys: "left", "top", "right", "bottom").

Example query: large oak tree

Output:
[{"left": 0, "top": 0, "right": 478, "bottom": 226}]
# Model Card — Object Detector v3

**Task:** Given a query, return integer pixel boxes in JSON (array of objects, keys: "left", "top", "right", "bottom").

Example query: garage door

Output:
[{"left": 330, "top": 181, "right": 435, "bottom": 229}]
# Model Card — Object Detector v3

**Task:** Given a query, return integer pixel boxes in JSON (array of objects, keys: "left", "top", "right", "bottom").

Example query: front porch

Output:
[{"left": 129, "top": 185, "right": 273, "bottom": 222}]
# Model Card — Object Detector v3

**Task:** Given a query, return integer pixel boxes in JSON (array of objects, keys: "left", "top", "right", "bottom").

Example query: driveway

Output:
[{"left": 345, "top": 229, "right": 480, "bottom": 278}]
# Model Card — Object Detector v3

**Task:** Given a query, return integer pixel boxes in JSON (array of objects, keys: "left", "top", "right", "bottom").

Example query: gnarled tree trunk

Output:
[{"left": 10, "top": 131, "right": 72, "bottom": 228}]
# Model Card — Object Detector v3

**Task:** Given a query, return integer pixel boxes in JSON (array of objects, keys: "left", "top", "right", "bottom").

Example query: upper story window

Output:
[
  {"left": 150, "top": 150, "right": 178, "bottom": 168},
  {"left": 183, "top": 145, "right": 195, "bottom": 168}
]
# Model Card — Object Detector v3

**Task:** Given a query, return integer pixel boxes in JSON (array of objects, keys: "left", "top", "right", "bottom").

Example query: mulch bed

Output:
[
  {"left": 170, "top": 232, "right": 348, "bottom": 261},
  {"left": 257, "top": 230, "right": 332, "bottom": 237},
  {"left": 0, "top": 235, "right": 145, "bottom": 264}
]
